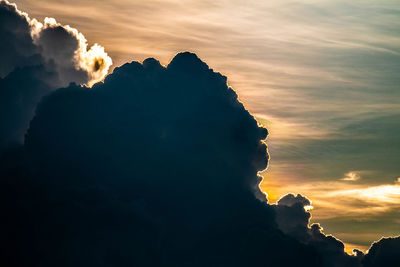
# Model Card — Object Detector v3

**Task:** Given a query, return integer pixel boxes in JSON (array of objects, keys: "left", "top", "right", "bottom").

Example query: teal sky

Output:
[{"left": 14, "top": 0, "right": 400, "bottom": 252}]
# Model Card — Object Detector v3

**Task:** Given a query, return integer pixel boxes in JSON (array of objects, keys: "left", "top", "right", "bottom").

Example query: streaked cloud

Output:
[
  {"left": 264, "top": 179, "right": 400, "bottom": 218},
  {"left": 328, "top": 183, "right": 400, "bottom": 207}
]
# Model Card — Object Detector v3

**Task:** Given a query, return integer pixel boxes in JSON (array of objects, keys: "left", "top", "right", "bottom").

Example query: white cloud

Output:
[{"left": 341, "top": 171, "right": 361, "bottom": 181}]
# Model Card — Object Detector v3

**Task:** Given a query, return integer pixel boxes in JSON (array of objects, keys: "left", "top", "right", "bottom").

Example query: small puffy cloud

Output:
[
  {"left": 33, "top": 17, "right": 112, "bottom": 86},
  {"left": 274, "top": 193, "right": 361, "bottom": 266},
  {"left": 278, "top": 193, "right": 311, "bottom": 207},
  {"left": 341, "top": 171, "right": 361, "bottom": 181},
  {"left": 275, "top": 193, "right": 312, "bottom": 235}
]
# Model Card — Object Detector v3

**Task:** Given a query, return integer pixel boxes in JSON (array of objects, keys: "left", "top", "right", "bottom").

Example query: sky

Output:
[{"left": 12, "top": 0, "right": 400, "bottom": 252}]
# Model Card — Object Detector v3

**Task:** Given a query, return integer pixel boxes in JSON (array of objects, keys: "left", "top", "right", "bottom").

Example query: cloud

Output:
[
  {"left": 0, "top": 50, "right": 370, "bottom": 266},
  {"left": 13, "top": 2, "right": 400, "bottom": 252},
  {"left": 1, "top": 52, "right": 278, "bottom": 266},
  {"left": 293, "top": 180, "right": 400, "bottom": 220},
  {"left": 274, "top": 192, "right": 400, "bottom": 265},
  {"left": 274, "top": 193, "right": 362, "bottom": 266},
  {"left": 0, "top": 0, "right": 39, "bottom": 77},
  {"left": 32, "top": 17, "right": 112, "bottom": 87},
  {"left": 363, "top": 236, "right": 400, "bottom": 267},
  {"left": 274, "top": 194, "right": 312, "bottom": 235},
  {"left": 0, "top": 65, "right": 53, "bottom": 150},
  {"left": 1, "top": 45, "right": 399, "bottom": 265},
  {"left": 266, "top": 178, "right": 400, "bottom": 222},
  {"left": 341, "top": 171, "right": 361, "bottom": 181},
  {"left": 0, "top": 0, "right": 111, "bottom": 85},
  {"left": 1, "top": 2, "right": 399, "bottom": 264},
  {"left": 0, "top": 0, "right": 111, "bottom": 149},
  {"left": 263, "top": 177, "right": 400, "bottom": 253}
]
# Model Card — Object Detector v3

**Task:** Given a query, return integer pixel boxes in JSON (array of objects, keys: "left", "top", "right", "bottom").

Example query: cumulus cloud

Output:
[
  {"left": 275, "top": 194, "right": 313, "bottom": 235},
  {"left": 274, "top": 193, "right": 362, "bottom": 266},
  {"left": 0, "top": 0, "right": 41, "bottom": 76},
  {"left": 2, "top": 52, "right": 279, "bottom": 266},
  {"left": 363, "top": 236, "right": 400, "bottom": 267},
  {"left": 32, "top": 17, "right": 112, "bottom": 86},
  {"left": 1, "top": 45, "right": 399, "bottom": 265},
  {"left": 0, "top": 0, "right": 111, "bottom": 85},
  {"left": 274, "top": 191, "right": 400, "bottom": 266},
  {"left": 0, "top": 0, "right": 111, "bottom": 149},
  {"left": 0, "top": 2, "right": 399, "bottom": 265},
  {"left": 0, "top": 50, "right": 363, "bottom": 266},
  {"left": 0, "top": 65, "right": 53, "bottom": 150}
]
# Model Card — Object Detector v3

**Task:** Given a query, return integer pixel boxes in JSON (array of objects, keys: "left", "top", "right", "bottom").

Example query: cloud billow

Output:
[
  {"left": 0, "top": 1, "right": 399, "bottom": 266},
  {"left": 274, "top": 194, "right": 362, "bottom": 266},
  {"left": 2, "top": 49, "right": 393, "bottom": 266},
  {"left": 0, "top": 0, "right": 111, "bottom": 149},
  {"left": 1, "top": 52, "right": 285, "bottom": 266},
  {"left": 363, "top": 237, "right": 400, "bottom": 267}
]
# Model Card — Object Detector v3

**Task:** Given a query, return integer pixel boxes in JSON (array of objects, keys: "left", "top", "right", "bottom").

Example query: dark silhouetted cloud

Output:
[
  {"left": 0, "top": 2, "right": 399, "bottom": 266},
  {"left": 274, "top": 194, "right": 362, "bottom": 266},
  {"left": 0, "top": 0, "right": 39, "bottom": 77},
  {"left": 363, "top": 237, "right": 400, "bottom": 267},
  {"left": 0, "top": 0, "right": 111, "bottom": 149},
  {"left": 0, "top": 65, "right": 53, "bottom": 150},
  {"left": 3, "top": 50, "right": 395, "bottom": 266},
  {"left": 1, "top": 52, "right": 306, "bottom": 266}
]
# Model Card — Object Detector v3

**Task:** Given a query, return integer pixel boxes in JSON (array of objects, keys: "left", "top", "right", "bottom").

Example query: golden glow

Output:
[
  {"left": 344, "top": 243, "right": 370, "bottom": 255},
  {"left": 304, "top": 205, "right": 314, "bottom": 212},
  {"left": 329, "top": 184, "right": 400, "bottom": 205},
  {"left": 79, "top": 43, "right": 112, "bottom": 86},
  {"left": 261, "top": 174, "right": 400, "bottom": 252},
  {"left": 263, "top": 179, "right": 400, "bottom": 218}
]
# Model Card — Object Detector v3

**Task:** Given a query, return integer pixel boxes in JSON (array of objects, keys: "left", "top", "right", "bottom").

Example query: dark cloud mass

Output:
[
  {"left": 0, "top": 65, "right": 53, "bottom": 150},
  {"left": 363, "top": 237, "right": 400, "bottom": 267},
  {"left": 0, "top": 0, "right": 39, "bottom": 76},
  {"left": 1, "top": 1, "right": 400, "bottom": 266},
  {"left": 1, "top": 52, "right": 304, "bottom": 266},
  {"left": 2, "top": 50, "right": 398, "bottom": 266},
  {"left": 0, "top": 0, "right": 111, "bottom": 149},
  {"left": 274, "top": 194, "right": 361, "bottom": 266}
]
